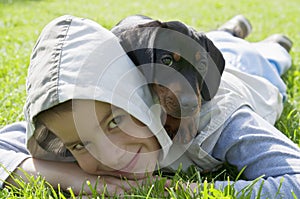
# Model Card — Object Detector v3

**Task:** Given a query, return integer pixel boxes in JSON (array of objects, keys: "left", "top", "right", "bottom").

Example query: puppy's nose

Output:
[{"left": 179, "top": 95, "right": 199, "bottom": 116}]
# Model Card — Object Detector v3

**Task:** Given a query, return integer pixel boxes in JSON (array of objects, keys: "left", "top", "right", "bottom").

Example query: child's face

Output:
[{"left": 39, "top": 100, "right": 161, "bottom": 179}]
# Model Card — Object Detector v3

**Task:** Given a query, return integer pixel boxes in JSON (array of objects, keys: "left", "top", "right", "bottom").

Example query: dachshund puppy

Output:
[{"left": 111, "top": 15, "right": 225, "bottom": 143}]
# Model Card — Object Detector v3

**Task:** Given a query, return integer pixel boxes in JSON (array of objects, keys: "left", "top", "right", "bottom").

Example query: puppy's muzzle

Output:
[
  {"left": 153, "top": 83, "right": 200, "bottom": 118},
  {"left": 179, "top": 94, "right": 199, "bottom": 116}
]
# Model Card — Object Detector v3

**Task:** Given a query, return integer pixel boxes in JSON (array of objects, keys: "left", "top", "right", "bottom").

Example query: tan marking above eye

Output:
[
  {"left": 195, "top": 51, "right": 201, "bottom": 61},
  {"left": 173, "top": 53, "right": 181, "bottom": 62}
]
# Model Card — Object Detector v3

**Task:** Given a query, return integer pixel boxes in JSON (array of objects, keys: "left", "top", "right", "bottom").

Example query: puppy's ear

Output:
[
  {"left": 111, "top": 20, "right": 162, "bottom": 63},
  {"left": 197, "top": 33, "right": 225, "bottom": 101},
  {"left": 112, "top": 19, "right": 162, "bottom": 51},
  {"left": 136, "top": 20, "right": 163, "bottom": 28},
  {"left": 160, "top": 21, "right": 190, "bottom": 34},
  {"left": 113, "top": 14, "right": 153, "bottom": 27},
  {"left": 112, "top": 20, "right": 163, "bottom": 82}
]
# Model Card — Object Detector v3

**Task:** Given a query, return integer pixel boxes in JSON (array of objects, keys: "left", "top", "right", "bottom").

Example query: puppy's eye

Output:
[{"left": 160, "top": 55, "right": 173, "bottom": 66}]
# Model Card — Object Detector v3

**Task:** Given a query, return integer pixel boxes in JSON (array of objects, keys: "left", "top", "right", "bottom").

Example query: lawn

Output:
[{"left": 0, "top": 0, "right": 300, "bottom": 198}]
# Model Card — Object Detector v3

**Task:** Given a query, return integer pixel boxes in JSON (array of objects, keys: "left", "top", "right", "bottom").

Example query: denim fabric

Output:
[
  {"left": 213, "top": 106, "right": 300, "bottom": 198},
  {"left": 206, "top": 31, "right": 292, "bottom": 101}
]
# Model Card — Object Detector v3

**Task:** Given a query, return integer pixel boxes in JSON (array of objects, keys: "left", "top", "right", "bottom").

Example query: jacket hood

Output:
[{"left": 24, "top": 15, "right": 172, "bottom": 162}]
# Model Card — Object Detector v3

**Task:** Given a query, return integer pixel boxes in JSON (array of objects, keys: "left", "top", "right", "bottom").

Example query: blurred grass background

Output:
[{"left": 1, "top": 0, "right": 299, "bottom": 145}]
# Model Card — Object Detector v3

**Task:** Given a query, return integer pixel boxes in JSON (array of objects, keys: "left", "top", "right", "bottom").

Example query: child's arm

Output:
[
  {"left": 212, "top": 106, "right": 300, "bottom": 198},
  {"left": 0, "top": 122, "right": 31, "bottom": 187},
  {"left": 5, "top": 157, "right": 137, "bottom": 196}
]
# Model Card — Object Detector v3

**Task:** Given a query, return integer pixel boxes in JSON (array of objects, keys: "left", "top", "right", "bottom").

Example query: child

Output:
[
  {"left": 0, "top": 14, "right": 299, "bottom": 198},
  {"left": 0, "top": 15, "right": 172, "bottom": 196}
]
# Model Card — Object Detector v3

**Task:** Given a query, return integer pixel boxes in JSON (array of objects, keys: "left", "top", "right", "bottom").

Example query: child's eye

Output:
[
  {"left": 72, "top": 143, "right": 85, "bottom": 151},
  {"left": 108, "top": 116, "right": 123, "bottom": 130}
]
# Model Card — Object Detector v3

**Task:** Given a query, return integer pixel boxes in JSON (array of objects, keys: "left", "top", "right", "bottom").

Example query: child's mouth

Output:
[{"left": 118, "top": 147, "right": 142, "bottom": 173}]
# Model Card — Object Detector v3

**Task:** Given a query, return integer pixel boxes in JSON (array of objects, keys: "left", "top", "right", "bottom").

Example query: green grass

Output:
[
  {"left": 0, "top": 0, "right": 300, "bottom": 198},
  {"left": 0, "top": 166, "right": 276, "bottom": 198}
]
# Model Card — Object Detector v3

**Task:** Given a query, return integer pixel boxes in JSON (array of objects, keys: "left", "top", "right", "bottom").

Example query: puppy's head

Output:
[
  {"left": 112, "top": 16, "right": 225, "bottom": 143},
  {"left": 112, "top": 18, "right": 225, "bottom": 142},
  {"left": 150, "top": 22, "right": 207, "bottom": 118},
  {"left": 154, "top": 20, "right": 225, "bottom": 102}
]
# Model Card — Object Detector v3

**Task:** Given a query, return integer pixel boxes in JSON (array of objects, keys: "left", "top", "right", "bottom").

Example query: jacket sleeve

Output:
[
  {"left": 0, "top": 122, "right": 31, "bottom": 188},
  {"left": 212, "top": 106, "right": 300, "bottom": 198}
]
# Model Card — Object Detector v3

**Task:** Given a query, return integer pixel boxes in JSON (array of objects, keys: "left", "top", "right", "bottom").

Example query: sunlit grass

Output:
[{"left": 0, "top": 166, "right": 272, "bottom": 198}]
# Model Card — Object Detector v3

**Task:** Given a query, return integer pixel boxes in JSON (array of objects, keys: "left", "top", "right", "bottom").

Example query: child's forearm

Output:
[
  {"left": 5, "top": 157, "right": 92, "bottom": 194},
  {"left": 5, "top": 157, "right": 144, "bottom": 196}
]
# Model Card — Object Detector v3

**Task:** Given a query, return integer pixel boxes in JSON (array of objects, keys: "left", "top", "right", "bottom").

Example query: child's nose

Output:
[{"left": 91, "top": 140, "right": 127, "bottom": 170}]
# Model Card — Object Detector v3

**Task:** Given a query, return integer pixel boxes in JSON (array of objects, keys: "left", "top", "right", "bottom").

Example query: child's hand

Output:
[{"left": 81, "top": 175, "right": 159, "bottom": 197}]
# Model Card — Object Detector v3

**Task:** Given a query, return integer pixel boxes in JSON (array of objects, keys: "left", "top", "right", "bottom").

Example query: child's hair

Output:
[{"left": 32, "top": 100, "right": 74, "bottom": 158}]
